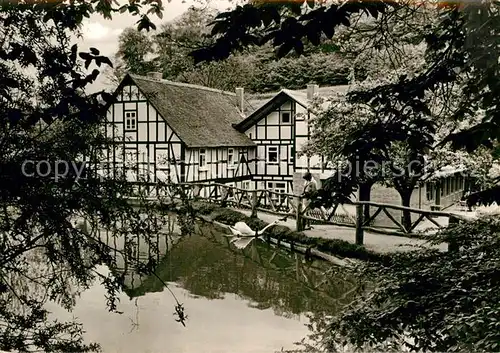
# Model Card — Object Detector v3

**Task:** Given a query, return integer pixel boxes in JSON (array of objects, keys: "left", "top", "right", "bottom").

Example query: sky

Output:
[{"left": 80, "top": 0, "right": 235, "bottom": 93}]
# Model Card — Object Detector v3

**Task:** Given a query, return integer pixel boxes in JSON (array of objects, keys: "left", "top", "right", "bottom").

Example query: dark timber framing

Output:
[{"left": 104, "top": 75, "right": 257, "bottom": 194}]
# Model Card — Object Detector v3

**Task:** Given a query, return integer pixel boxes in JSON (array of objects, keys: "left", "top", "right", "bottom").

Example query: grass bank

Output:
[{"left": 192, "top": 201, "right": 391, "bottom": 264}]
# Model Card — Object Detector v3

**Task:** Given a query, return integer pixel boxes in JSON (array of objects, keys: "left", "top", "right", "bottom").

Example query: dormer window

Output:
[{"left": 125, "top": 111, "right": 137, "bottom": 131}]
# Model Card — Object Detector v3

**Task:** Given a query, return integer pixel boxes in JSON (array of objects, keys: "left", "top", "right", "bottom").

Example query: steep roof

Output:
[
  {"left": 122, "top": 74, "right": 255, "bottom": 148},
  {"left": 237, "top": 85, "right": 350, "bottom": 131}
]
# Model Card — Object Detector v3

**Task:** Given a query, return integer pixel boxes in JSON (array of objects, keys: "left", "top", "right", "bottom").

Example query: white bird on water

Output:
[{"left": 226, "top": 217, "right": 287, "bottom": 249}]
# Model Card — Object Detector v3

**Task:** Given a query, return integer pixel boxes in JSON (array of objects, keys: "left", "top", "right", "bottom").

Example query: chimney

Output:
[
  {"left": 307, "top": 83, "right": 319, "bottom": 100},
  {"left": 147, "top": 72, "right": 163, "bottom": 81},
  {"left": 235, "top": 87, "right": 244, "bottom": 112}
]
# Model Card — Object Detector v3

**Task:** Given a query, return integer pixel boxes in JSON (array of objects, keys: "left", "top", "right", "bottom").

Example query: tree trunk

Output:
[
  {"left": 358, "top": 182, "right": 372, "bottom": 222},
  {"left": 400, "top": 190, "right": 412, "bottom": 232}
]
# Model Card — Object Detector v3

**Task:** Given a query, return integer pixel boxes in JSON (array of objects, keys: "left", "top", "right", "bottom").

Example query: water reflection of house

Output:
[{"left": 104, "top": 72, "right": 466, "bottom": 211}]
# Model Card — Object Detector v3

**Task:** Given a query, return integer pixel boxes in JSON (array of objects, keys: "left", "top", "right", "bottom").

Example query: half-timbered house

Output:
[{"left": 104, "top": 73, "right": 255, "bottom": 194}]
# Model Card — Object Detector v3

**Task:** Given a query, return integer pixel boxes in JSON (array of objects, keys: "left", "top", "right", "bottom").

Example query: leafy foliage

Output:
[
  {"left": 346, "top": 3, "right": 500, "bottom": 154},
  {"left": 115, "top": 27, "right": 156, "bottom": 77},
  {"left": 466, "top": 185, "right": 500, "bottom": 208},
  {"left": 315, "top": 217, "right": 500, "bottom": 352},
  {"left": 249, "top": 52, "right": 353, "bottom": 92}
]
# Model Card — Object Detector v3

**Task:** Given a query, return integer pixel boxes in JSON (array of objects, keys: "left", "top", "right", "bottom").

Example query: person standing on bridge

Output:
[{"left": 301, "top": 172, "right": 318, "bottom": 230}]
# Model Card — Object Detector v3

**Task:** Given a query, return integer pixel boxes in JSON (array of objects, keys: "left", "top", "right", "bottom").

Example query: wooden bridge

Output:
[{"left": 130, "top": 182, "right": 471, "bottom": 247}]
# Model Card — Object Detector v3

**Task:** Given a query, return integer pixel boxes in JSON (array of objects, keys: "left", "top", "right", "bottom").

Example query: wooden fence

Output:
[{"left": 129, "top": 181, "right": 470, "bottom": 247}]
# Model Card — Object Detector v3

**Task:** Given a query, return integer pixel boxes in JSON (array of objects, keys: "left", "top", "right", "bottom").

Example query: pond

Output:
[{"left": 48, "top": 216, "right": 358, "bottom": 353}]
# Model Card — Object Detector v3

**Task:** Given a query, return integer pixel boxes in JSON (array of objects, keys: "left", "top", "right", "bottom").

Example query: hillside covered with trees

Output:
[{"left": 110, "top": 6, "right": 366, "bottom": 92}]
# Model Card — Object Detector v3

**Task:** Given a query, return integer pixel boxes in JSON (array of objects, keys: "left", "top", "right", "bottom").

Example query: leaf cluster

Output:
[
  {"left": 191, "top": 1, "right": 393, "bottom": 63},
  {"left": 319, "top": 217, "right": 500, "bottom": 352}
]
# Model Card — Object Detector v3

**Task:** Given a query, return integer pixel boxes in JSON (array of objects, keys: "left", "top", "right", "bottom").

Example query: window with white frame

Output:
[
  {"left": 125, "top": 111, "right": 137, "bottom": 131},
  {"left": 228, "top": 148, "right": 235, "bottom": 167},
  {"left": 242, "top": 181, "right": 250, "bottom": 190},
  {"left": 199, "top": 148, "right": 206, "bottom": 169},
  {"left": 281, "top": 111, "right": 291, "bottom": 124},
  {"left": 267, "top": 146, "right": 278, "bottom": 163},
  {"left": 268, "top": 181, "right": 286, "bottom": 204}
]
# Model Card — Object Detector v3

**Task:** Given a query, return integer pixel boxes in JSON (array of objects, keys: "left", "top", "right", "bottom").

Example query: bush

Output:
[
  {"left": 315, "top": 239, "right": 383, "bottom": 261},
  {"left": 244, "top": 216, "right": 267, "bottom": 230}
]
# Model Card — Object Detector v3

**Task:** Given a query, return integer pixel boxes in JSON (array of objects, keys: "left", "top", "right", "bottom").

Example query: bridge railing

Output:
[{"left": 128, "top": 181, "right": 470, "bottom": 247}]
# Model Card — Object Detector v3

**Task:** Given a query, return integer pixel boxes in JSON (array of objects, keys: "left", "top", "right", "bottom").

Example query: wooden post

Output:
[
  {"left": 250, "top": 190, "right": 258, "bottom": 218},
  {"left": 296, "top": 195, "right": 303, "bottom": 232},
  {"left": 355, "top": 190, "right": 364, "bottom": 245},
  {"left": 418, "top": 181, "right": 422, "bottom": 209},
  {"left": 305, "top": 246, "right": 311, "bottom": 261},
  {"left": 447, "top": 216, "right": 460, "bottom": 252}
]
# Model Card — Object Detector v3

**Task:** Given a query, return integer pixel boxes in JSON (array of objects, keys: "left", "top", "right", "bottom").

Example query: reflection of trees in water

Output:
[{"left": 125, "top": 223, "right": 358, "bottom": 319}]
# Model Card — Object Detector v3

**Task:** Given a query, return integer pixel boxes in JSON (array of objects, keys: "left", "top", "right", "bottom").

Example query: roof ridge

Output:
[
  {"left": 249, "top": 85, "right": 351, "bottom": 98},
  {"left": 130, "top": 74, "right": 236, "bottom": 96}
]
